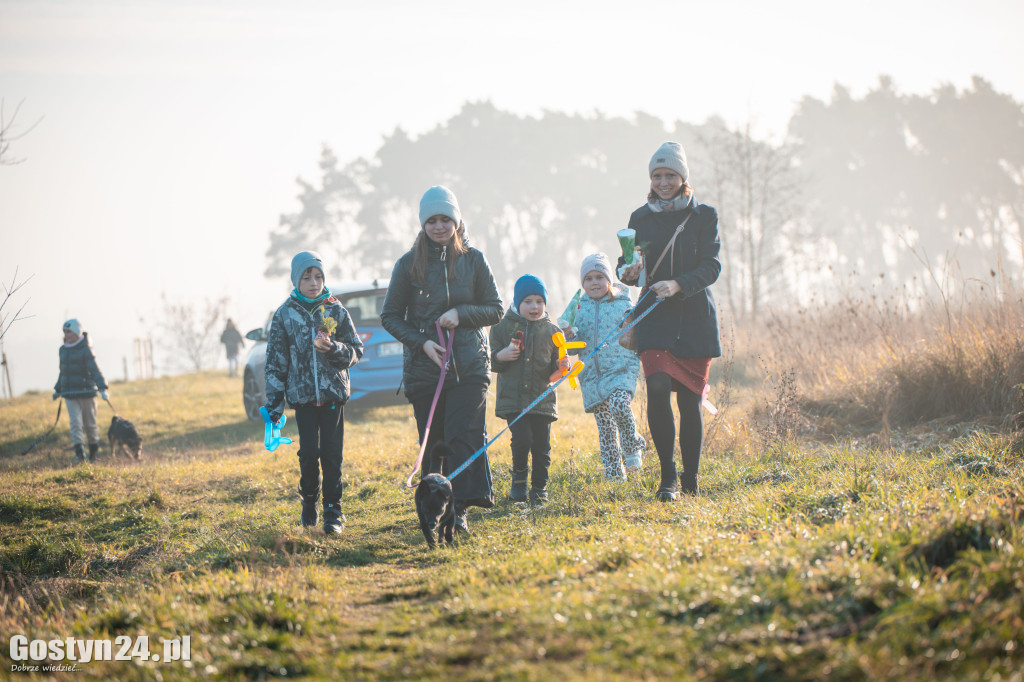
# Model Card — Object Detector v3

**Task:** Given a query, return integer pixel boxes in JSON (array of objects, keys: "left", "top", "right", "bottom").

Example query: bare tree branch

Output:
[
  {"left": 0, "top": 268, "right": 34, "bottom": 341},
  {"left": 153, "top": 293, "right": 230, "bottom": 373},
  {"left": 0, "top": 98, "right": 44, "bottom": 166}
]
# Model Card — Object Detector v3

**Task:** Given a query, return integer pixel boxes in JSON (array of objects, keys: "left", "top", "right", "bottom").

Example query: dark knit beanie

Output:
[{"left": 513, "top": 274, "right": 547, "bottom": 312}]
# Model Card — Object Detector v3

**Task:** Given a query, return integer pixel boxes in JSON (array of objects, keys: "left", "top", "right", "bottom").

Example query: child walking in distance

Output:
[
  {"left": 490, "top": 275, "right": 568, "bottom": 505},
  {"left": 562, "top": 253, "right": 645, "bottom": 481},
  {"left": 264, "top": 251, "right": 364, "bottom": 535},
  {"left": 53, "top": 319, "right": 109, "bottom": 463}
]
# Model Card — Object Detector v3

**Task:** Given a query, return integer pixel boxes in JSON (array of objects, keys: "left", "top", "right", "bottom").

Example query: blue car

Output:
[{"left": 242, "top": 280, "right": 404, "bottom": 420}]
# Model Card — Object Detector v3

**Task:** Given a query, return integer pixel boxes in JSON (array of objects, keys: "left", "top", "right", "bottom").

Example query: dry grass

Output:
[
  {"left": 756, "top": 279, "right": 1024, "bottom": 435},
  {"left": 0, "top": 302, "right": 1023, "bottom": 680}
]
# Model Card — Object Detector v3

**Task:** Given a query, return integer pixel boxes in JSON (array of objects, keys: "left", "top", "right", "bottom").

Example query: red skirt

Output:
[{"left": 640, "top": 350, "right": 712, "bottom": 399}]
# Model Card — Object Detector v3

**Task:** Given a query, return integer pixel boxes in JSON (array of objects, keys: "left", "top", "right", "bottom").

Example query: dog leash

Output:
[
  {"left": 20, "top": 399, "right": 63, "bottom": 456},
  {"left": 446, "top": 289, "right": 663, "bottom": 482},
  {"left": 103, "top": 396, "right": 119, "bottom": 416},
  {"left": 404, "top": 320, "right": 453, "bottom": 488}
]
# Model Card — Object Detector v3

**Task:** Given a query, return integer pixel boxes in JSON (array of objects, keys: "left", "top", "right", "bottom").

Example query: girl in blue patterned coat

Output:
[{"left": 562, "top": 253, "right": 646, "bottom": 481}]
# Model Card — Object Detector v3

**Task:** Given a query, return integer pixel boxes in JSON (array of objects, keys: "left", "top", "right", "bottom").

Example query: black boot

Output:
[
  {"left": 87, "top": 442, "right": 99, "bottom": 463},
  {"left": 300, "top": 495, "right": 318, "bottom": 528},
  {"left": 680, "top": 471, "right": 699, "bottom": 495},
  {"left": 510, "top": 468, "right": 529, "bottom": 502},
  {"left": 73, "top": 444, "right": 86, "bottom": 463},
  {"left": 453, "top": 502, "right": 470, "bottom": 536},
  {"left": 655, "top": 458, "right": 680, "bottom": 502},
  {"left": 323, "top": 502, "right": 345, "bottom": 535},
  {"left": 529, "top": 487, "right": 548, "bottom": 506}
]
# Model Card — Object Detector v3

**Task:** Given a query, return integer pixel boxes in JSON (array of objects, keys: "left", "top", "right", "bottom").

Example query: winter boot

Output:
[
  {"left": 529, "top": 487, "right": 548, "bottom": 506},
  {"left": 87, "top": 442, "right": 99, "bottom": 463},
  {"left": 453, "top": 503, "right": 470, "bottom": 537},
  {"left": 299, "top": 494, "right": 319, "bottom": 528},
  {"left": 655, "top": 459, "right": 680, "bottom": 502},
  {"left": 510, "top": 468, "right": 529, "bottom": 502},
  {"left": 680, "top": 471, "right": 699, "bottom": 495},
  {"left": 73, "top": 444, "right": 86, "bottom": 463},
  {"left": 323, "top": 502, "right": 345, "bottom": 536}
]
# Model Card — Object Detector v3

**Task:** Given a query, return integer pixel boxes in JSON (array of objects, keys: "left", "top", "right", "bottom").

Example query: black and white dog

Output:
[
  {"left": 415, "top": 442, "right": 456, "bottom": 549},
  {"left": 108, "top": 415, "right": 143, "bottom": 460}
]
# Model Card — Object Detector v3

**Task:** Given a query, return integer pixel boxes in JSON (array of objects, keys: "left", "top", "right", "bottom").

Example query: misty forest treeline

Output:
[{"left": 265, "top": 76, "right": 1024, "bottom": 320}]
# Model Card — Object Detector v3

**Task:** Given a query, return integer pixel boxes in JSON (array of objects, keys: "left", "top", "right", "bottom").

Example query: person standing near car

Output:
[
  {"left": 53, "top": 318, "right": 109, "bottom": 463},
  {"left": 220, "top": 318, "right": 245, "bottom": 377},
  {"left": 380, "top": 185, "right": 504, "bottom": 535},
  {"left": 263, "top": 251, "right": 364, "bottom": 535}
]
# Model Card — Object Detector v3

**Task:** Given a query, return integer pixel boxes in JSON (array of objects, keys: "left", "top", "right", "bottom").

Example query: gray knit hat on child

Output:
[
  {"left": 580, "top": 253, "right": 614, "bottom": 284},
  {"left": 290, "top": 251, "right": 325, "bottom": 289},
  {"left": 419, "top": 185, "right": 462, "bottom": 226},
  {"left": 649, "top": 141, "right": 689, "bottom": 182}
]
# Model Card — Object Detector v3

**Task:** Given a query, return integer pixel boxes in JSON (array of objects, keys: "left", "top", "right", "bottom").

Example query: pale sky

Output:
[{"left": 1, "top": 0, "right": 1022, "bottom": 395}]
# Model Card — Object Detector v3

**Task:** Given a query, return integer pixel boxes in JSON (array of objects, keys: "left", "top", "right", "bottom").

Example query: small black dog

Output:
[
  {"left": 108, "top": 415, "right": 143, "bottom": 460},
  {"left": 415, "top": 442, "right": 456, "bottom": 549}
]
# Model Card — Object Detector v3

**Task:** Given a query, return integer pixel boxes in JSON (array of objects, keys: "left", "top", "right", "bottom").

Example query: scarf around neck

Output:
[
  {"left": 648, "top": 191, "right": 694, "bottom": 213},
  {"left": 291, "top": 286, "right": 333, "bottom": 310}
]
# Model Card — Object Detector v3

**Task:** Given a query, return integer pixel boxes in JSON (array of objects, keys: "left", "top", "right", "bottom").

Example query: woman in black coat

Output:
[
  {"left": 380, "top": 185, "right": 504, "bottom": 533},
  {"left": 618, "top": 142, "right": 722, "bottom": 499}
]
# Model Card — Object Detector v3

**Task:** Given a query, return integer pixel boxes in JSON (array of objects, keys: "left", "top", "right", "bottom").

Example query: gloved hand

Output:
[
  {"left": 100, "top": 390, "right": 109, "bottom": 401},
  {"left": 52, "top": 391, "right": 60, "bottom": 400},
  {"left": 268, "top": 410, "right": 282, "bottom": 425}
]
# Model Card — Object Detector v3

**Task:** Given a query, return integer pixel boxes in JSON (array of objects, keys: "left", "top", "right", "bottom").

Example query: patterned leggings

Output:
[{"left": 592, "top": 389, "right": 646, "bottom": 481}]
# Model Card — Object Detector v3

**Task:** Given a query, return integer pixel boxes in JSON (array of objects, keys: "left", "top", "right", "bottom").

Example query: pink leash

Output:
[{"left": 404, "top": 320, "right": 452, "bottom": 488}]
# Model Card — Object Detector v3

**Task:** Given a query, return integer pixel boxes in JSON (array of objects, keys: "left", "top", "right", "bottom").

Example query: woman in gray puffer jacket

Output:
[{"left": 380, "top": 186, "right": 504, "bottom": 534}]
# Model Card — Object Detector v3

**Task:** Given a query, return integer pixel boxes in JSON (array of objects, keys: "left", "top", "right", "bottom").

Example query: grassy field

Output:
[{"left": 1, "top": 364, "right": 1022, "bottom": 680}]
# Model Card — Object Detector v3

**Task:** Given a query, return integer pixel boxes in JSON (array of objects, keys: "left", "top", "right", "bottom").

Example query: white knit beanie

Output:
[
  {"left": 580, "top": 253, "right": 614, "bottom": 284},
  {"left": 649, "top": 141, "right": 689, "bottom": 182}
]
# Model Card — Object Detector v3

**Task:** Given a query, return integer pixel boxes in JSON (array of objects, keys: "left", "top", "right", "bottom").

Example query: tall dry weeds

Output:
[{"left": 759, "top": 273, "right": 1024, "bottom": 430}]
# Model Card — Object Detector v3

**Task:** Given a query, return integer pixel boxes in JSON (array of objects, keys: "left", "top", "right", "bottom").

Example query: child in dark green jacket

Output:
[{"left": 489, "top": 275, "right": 568, "bottom": 505}]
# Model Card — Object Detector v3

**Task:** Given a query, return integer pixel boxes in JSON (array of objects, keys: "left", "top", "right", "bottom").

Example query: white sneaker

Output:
[{"left": 624, "top": 451, "right": 643, "bottom": 471}]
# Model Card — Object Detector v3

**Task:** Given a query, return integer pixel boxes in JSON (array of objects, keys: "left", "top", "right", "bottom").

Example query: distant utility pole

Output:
[{"left": 0, "top": 339, "right": 13, "bottom": 399}]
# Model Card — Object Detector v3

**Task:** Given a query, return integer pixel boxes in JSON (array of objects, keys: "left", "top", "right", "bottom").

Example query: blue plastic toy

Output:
[{"left": 259, "top": 406, "right": 293, "bottom": 451}]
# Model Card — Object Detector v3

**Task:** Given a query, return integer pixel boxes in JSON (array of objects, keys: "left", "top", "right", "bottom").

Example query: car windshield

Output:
[{"left": 340, "top": 291, "right": 386, "bottom": 327}]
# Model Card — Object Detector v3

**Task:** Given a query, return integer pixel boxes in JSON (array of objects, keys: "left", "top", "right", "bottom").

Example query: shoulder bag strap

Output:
[
  {"left": 625, "top": 213, "right": 693, "bottom": 326},
  {"left": 647, "top": 213, "right": 692, "bottom": 281}
]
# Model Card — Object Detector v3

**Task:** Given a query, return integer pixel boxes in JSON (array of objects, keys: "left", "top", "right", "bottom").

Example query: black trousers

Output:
[
  {"left": 646, "top": 372, "right": 703, "bottom": 480},
  {"left": 507, "top": 414, "right": 553, "bottom": 490},
  {"left": 412, "top": 381, "right": 494, "bottom": 509},
  {"left": 293, "top": 403, "right": 345, "bottom": 505}
]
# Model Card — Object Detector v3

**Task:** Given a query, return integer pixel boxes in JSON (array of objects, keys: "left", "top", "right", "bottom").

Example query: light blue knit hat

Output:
[
  {"left": 419, "top": 185, "right": 462, "bottom": 226},
  {"left": 290, "top": 251, "right": 325, "bottom": 289}
]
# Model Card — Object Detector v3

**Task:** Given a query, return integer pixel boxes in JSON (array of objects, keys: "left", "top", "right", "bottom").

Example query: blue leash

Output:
[{"left": 446, "top": 289, "right": 660, "bottom": 482}]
